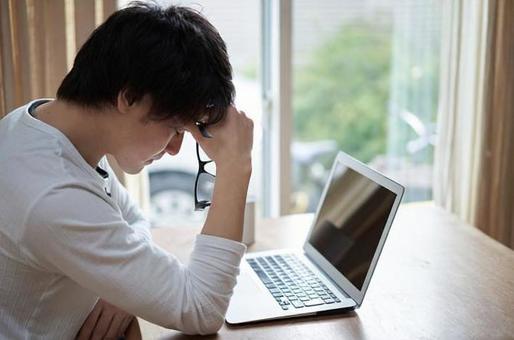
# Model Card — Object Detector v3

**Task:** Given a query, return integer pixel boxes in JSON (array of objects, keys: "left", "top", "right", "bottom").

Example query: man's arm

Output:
[
  {"left": 187, "top": 106, "right": 254, "bottom": 242},
  {"left": 201, "top": 165, "right": 251, "bottom": 241},
  {"left": 24, "top": 184, "right": 245, "bottom": 335}
]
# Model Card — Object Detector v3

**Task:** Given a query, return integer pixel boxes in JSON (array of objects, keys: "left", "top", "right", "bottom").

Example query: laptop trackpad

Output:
[{"left": 226, "top": 263, "right": 280, "bottom": 324}]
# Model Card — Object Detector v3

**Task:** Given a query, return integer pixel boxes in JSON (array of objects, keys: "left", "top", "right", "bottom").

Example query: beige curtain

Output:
[
  {"left": 475, "top": 0, "right": 514, "bottom": 249},
  {"left": 433, "top": 0, "right": 489, "bottom": 225},
  {"left": 0, "top": 0, "right": 150, "bottom": 215},
  {"left": 435, "top": 0, "right": 514, "bottom": 249},
  {"left": 0, "top": 0, "right": 116, "bottom": 116},
  {"left": 1, "top": 0, "right": 67, "bottom": 115}
]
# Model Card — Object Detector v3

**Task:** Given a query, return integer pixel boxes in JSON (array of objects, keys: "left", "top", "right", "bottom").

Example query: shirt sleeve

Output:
[{"left": 23, "top": 182, "right": 246, "bottom": 335}]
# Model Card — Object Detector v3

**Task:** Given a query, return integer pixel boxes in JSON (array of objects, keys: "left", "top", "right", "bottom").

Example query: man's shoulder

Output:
[
  {"left": 0, "top": 142, "right": 75, "bottom": 208},
  {"left": 0, "top": 118, "right": 106, "bottom": 212},
  {"left": 0, "top": 154, "right": 108, "bottom": 236}
]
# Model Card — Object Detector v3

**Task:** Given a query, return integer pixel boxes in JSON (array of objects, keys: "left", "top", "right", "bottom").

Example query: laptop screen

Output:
[{"left": 307, "top": 159, "right": 397, "bottom": 291}]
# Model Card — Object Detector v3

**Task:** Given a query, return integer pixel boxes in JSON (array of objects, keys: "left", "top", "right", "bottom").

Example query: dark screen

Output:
[{"left": 308, "top": 162, "right": 396, "bottom": 290}]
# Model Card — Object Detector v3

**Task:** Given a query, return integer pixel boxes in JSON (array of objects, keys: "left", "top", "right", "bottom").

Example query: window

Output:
[
  {"left": 118, "top": 0, "right": 443, "bottom": 224},
  {"left": 290, "top": 0, "right": 442, "bottom": 213}
]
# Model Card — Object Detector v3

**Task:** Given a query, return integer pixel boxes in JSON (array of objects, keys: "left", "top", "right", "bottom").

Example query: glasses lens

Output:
[{"left": 196, "top": 172, "right": 215, "bottom": 203}]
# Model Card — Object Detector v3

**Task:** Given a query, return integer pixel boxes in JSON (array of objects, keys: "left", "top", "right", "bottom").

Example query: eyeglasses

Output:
[{"left": 194, "top": 123, "right": 215, "bottom": 211}]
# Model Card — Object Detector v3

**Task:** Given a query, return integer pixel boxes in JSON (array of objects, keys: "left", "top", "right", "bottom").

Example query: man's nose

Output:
[{"left": 165, "top": 132, "right": 184, "bottom": 155}]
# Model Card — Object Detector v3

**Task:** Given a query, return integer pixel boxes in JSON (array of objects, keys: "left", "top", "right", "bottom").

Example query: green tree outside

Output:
[{"left": 293, "top": 22, "right": 392, "bottom": 163}]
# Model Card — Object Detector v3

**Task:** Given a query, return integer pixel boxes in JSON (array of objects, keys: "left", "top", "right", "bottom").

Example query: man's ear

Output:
[{"left": 116, "top": 89, "right": 137, "bottom": 114}]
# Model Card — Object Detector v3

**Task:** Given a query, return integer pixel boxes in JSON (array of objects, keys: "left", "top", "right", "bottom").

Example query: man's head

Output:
[{"left": 56, "top": 2, "right": 234, "bottom": 173}]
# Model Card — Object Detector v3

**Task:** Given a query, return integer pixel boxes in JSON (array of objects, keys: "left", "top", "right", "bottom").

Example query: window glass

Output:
[{"left": 291, "top": 0, "right": 442, "bottom": 213}]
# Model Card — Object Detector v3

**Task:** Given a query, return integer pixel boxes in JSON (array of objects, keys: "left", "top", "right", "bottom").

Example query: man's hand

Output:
[
  {"left": 186, "top": 105, "right": 254, "bottom": 173},
  {"left": 186, "top": 105, "right": 254, "bottom": 242},
  {"left": 77, "top": 299, "right": 134, "bottom": 340}
]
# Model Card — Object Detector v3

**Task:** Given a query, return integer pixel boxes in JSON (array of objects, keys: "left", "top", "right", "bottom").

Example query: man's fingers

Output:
[
  {"left": 125, "top": 318, "right": 142, "bottom": 340},
  {"left": 184, "top": 122, "right": 205, "bottom": 142},
  {"left": 103, "top": 313, "right": 126, "bottom": 339},
  {"left": 118, "top": 316, "right": 135, "bottom": 337},
  {"left": 77, "top": 299, "right": 134, "bottom": 340},
  {"left": 91, "top": 309, "right": 114, "bottom": 340},
  {"left": 76, "top": 303, "right": 102, "bottom": 340}
]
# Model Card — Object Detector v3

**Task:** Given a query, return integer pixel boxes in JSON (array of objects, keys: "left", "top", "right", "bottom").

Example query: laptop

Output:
[{"left": 226, "top": 151, "right": 404, "bottom": 324}]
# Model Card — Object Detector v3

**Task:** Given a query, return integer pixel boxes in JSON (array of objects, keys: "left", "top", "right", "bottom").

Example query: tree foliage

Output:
[{"left": 294, "top": 23, "right": 392, "bottom": 163}]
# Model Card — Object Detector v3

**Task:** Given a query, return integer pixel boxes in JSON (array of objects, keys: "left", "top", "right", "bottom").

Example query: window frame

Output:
[{"left": 261, "top": 0, "right": 293, "bottom": 217}]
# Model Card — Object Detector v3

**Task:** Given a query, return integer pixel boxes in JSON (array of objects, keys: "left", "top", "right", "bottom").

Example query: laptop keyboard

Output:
[{"left": 247, "top": 254, "right": 341, "bottom": 310}]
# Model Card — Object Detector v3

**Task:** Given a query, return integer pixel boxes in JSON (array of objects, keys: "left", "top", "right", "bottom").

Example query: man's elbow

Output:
[
  {"left": 188, "top": 297, "right": 227, "bottom": 335},
  {"left": 163, "top": 295, "right": 228, "bottom": 335},
  {"left": 195, "top": 314, "right": 225, "bottom": 335},
  {"left": 171, "top": 313, "right": 224, "bottom": 335}
]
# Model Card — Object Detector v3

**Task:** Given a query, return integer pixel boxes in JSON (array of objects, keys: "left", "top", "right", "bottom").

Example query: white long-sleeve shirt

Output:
[{"left": 0, "top": 100, "right": 246, "bottom": 339}]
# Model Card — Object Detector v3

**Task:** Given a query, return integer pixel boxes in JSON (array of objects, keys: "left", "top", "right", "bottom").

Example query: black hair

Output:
[{"left": 56, "top": 2, "right": 234, "bottom": 125}]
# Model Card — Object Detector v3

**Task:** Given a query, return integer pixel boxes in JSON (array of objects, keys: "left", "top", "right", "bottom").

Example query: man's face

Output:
[{"left": 111, "top": 94, "right": 188, "bottom": 174}]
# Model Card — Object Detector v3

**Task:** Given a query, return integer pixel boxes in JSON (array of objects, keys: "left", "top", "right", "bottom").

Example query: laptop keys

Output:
[
  {"left": 304, "top": 298, "right": 325, "bottom": 307},
  {"left": 248, "top": 254, "right": 341, "bottom": 310},
  {"left": 291, "top": 300, "right": 304, "bottom": 308}
]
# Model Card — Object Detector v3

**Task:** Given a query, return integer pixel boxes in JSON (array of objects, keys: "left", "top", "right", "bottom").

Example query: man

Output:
[{"left": 0, "top": 3, "right": 253, "bottom": 339}]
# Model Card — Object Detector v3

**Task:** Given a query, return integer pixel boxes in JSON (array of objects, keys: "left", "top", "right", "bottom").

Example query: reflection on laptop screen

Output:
[{"left": 308, "top": 160, "right": 397, "bottom": 291}]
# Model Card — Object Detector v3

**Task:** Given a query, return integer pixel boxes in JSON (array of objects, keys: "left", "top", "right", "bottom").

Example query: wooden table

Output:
[{"left": 140, "top": 203, "right": 514, "bottom": 339}]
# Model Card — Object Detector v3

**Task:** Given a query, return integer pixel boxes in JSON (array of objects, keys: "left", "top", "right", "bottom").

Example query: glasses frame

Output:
[{"left": 194, "top": 123, "right": 215, "bottom": 211}]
